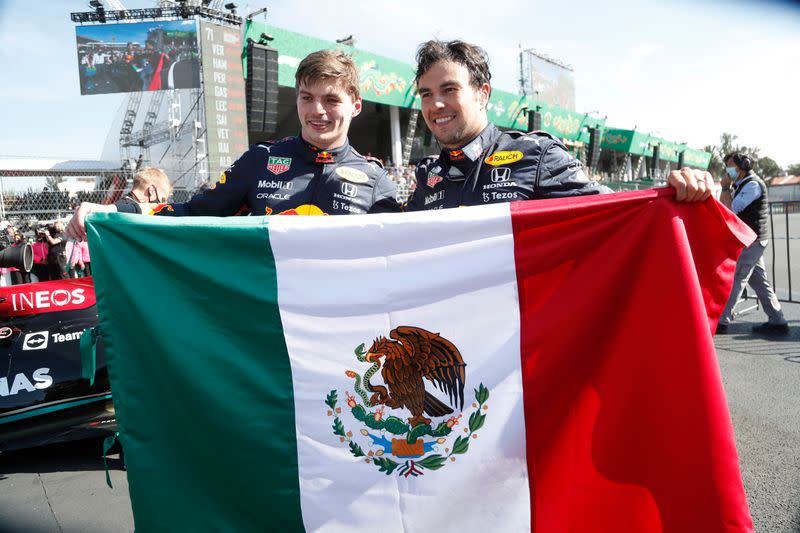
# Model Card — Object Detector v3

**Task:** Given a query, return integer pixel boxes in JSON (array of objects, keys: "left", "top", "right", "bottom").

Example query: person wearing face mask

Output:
[
  {"left": 716, "top": 152, "right": 788, "bottom": 335},
  {"left": 66, "top": 50, "right": 399, "bottom": 242},
  {"left": 116, "top": 167, "right": 174, "bottom": 212}
]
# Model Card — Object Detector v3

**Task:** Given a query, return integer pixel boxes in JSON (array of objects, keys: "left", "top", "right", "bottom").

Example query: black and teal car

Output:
[{"left": 0, "top": 277, "right": 114, "bottom": 452}]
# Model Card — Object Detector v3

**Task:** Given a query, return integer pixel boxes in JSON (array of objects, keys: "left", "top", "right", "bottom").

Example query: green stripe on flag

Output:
[{"left": 87, "top": 213, "right": 304, "bottom": 532}]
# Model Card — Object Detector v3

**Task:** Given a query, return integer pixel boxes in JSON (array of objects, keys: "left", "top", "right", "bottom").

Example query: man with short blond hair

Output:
[
  {"left": 115, "top": 167, "right": 173, "bottom": 213},
  {"left": 67, "top": 50, "right": 398, "bottom": 241}
]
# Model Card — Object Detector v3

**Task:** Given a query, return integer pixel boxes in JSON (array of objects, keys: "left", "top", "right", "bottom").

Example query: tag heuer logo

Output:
[
  {"left": 427, "top": 174, "right": 443, "bottom": 188},
  {"left": 267, "top": 157, "right": 292, "bottom": 175}
]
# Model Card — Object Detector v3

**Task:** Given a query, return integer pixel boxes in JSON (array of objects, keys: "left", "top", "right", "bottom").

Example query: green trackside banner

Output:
[
  {"left": 86, "top": 193, "right": 753, "bottom": 532},
  {"left": 242, "top": 22, "right": 605, "bottom": 139}
]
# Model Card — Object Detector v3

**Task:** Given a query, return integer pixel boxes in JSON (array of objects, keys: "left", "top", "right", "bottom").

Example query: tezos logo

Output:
[
  {"left": 23, "top": 331, "right": 49, "bottom": 351},
  {"left": 341, "top": 183, "right": 358, "bottom": 198}
]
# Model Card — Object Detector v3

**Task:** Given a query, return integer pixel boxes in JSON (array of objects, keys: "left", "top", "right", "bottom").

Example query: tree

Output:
[
  {"left": 45, "top": 176, "right": 63, "bottom": 191},
  {"left": 757, "top": 157, "right": 783, "bottom": 179},
  {"left": 719, "top": 132, "right": 738, "bottom": 159},
  {"left": 704, "top": 144, "right": 724, "bottom": 177},
  {"left": 787, "top": 163, "right": 800, "bottom": 176}
]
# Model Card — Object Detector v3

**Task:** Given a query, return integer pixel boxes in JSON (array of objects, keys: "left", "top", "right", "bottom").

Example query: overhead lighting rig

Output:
[{"left": 71, "top": 4, "right": 243, "bottom": 25}]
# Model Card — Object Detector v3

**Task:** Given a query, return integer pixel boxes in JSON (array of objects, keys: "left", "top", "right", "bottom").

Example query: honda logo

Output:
[
  {"left": 341, "top": 183, "right": 358, "bottom": 198},
  {"left": 491, "top": 167, "right": 511, "bottom": 182}
]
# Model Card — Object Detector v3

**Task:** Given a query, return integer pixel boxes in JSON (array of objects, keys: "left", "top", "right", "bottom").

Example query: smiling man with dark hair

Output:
[{"left": 406, "top": 39, "right": 713, "bottom": 211}]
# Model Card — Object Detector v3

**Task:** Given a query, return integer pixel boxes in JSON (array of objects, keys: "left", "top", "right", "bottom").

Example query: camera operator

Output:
[
  {"left": 42, "top": 221, "right": 68, "bottom": 280},
  {"left": 0, "top": 224, "right": 15, "bottom": 249},
  {"left": 31, "top": 230, "right": 50, "bottom": 282}
]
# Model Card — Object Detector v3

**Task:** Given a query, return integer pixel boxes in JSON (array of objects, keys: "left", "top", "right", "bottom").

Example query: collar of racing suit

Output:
[
  {"left": 295, "top": 136, "right": 352, "bottom": 165},
  {"left": 441, "top": 123, "right": 503, "bottom": 182}
]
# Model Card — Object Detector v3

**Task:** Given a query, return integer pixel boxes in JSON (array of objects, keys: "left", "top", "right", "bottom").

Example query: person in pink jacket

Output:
[
  {"left": 79, "top": 240, "right": 91, "bottom": 277},
  {"left": 65, "top": 240, "right": 85, "bottom": 278},
  {"left": 31, "top": 235, "right": 49, "bottom": 282}
]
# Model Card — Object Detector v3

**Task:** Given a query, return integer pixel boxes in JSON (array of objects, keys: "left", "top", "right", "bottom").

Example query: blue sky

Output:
[{"left": 1, "top": 0, "right": 798, "bottom": 169}]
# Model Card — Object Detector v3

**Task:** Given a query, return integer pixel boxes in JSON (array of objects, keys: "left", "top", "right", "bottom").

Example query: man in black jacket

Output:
[
  {"left": 716, "top": 152, "right": 788, "bottom": 334},
  {"left": 406, "top": 40, "right": 713, "bottom": 211}
]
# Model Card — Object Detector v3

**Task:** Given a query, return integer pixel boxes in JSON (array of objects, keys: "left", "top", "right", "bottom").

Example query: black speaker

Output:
[
  {"left": 586, "top": 127, "right": 601, "bottom": 168},
  {"left": 0, "top": 243, "right": 33, "bottom": 272},
  {"left": 527, "top": 110, "right": 542, "bottom": 132},
  {"left": 650, "top": 145, "right": 661, "bottom": 177},
  {"left": 246, "top": 43, "right": 279, "bottom": 133}
]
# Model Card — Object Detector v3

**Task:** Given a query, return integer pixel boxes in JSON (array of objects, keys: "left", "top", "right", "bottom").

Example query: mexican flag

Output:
[{"left": 87, "top": 189, "right": 754, "bottom": 532}]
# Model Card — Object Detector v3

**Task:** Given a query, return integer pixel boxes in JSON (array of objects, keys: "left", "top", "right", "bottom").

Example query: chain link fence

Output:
[{"left": 0, "top": 177, "right": 196, "bottom": 234}]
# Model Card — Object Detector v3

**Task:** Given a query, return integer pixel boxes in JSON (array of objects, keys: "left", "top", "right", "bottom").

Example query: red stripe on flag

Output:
[
  {"left": 511, "top": 189, "right": 754, "bottom": 532},
  {"left": 148, "top": 53, "right": 166, "bottom": 91}
]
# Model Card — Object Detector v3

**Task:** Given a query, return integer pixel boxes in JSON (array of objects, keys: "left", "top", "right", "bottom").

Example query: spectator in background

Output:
[
  {"left": 716, "top": 152, "right": 788, "bottom": 335},
  {"left": 79, "top": 240, "right": 92, "bottom": 277},
  {"left": 65, "top": 240, "right": 85, "bottom": 278},
  {"left": 31, "top": 233, "right": 49, "bottom": 282},
  {"left": 44, "top": 221, "right": 68, "bottom": 280}
]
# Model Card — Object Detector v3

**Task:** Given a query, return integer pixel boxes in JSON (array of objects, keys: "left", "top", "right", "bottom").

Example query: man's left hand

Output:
[{"left": 667, "top": 168, "right": 714, "bottom": 202}]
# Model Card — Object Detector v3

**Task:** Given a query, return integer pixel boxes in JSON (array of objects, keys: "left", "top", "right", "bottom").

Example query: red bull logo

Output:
[
  {"left": 151, "top": 203, "right": 174, "bottom": 215},
  {"left": 315, "top": 151, "right": 336, "bottom": 164},
  {"left": 276, "top": 204, "right": 328, "bottom": 216},
  {"left": 448, "top": 149, "right": 465, "bottom": 161}
]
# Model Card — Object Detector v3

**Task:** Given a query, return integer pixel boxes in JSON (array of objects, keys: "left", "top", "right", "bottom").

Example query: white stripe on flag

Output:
[{"left": 269, "top": 205, "right": 531, "bottom": 532}]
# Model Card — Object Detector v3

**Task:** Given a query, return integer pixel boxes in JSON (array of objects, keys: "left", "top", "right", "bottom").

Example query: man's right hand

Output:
[{"left": 66, "top": 202, "right": 117, "bottom": 241}]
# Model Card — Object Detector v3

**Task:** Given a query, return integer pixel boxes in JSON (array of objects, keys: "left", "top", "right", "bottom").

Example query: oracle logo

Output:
[{"left": 11, "top": 288, "right": 86, "bottom": 312}]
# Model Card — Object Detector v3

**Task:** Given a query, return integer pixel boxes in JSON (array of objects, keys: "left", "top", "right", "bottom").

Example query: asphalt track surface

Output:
[{"left": 1, "top": 303, "right": 798, "bottom": 533}]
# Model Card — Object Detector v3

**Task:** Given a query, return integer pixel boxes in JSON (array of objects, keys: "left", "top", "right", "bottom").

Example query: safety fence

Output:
[
  {"left": 0, "top": 185, "right": 196, "bottom": 234},
  {"left": 768, "top": 201, "right": 799, "bottom": 303}
]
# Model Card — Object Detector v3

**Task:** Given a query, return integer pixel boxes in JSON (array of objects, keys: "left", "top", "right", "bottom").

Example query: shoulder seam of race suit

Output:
[
  {"left": 349, "top": 146, "right": 386, "bottom": 169},
  {"left": 533, "top": 137, "right": 559, "bottom": 197},
  {"left": 510, "top": 129, "right": 558, "bottom": 141}
]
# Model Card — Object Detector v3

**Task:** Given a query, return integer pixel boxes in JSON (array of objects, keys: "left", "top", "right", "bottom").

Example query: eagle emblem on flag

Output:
[{"left": 325, "top": 326, "right": 489, "bottom": 478}]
